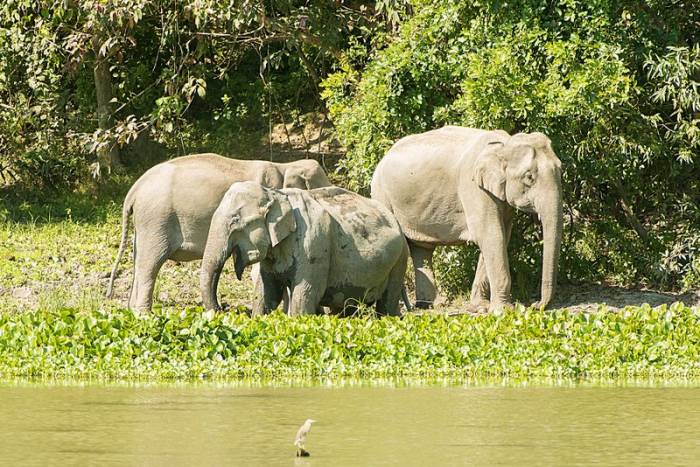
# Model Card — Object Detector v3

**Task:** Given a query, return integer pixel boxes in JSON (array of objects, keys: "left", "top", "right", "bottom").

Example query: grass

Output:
[
  {"left": 0, "top": 304, "right": 698, "bottom": 379},
  {"left": 0, "top": 178, "right": 254, "bottom": 313},
  {"left": 1, "top": 181, "right": 699, "bottom": 381}
]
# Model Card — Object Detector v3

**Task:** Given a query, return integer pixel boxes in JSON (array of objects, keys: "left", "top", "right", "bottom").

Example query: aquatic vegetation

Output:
[{"left": 0, "top": 304, "right": 698, "bottom": 380}]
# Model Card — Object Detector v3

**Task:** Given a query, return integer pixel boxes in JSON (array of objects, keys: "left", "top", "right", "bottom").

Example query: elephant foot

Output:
[
  {"left": 414, "top": 300, "right": 433, "bottom": 309},
  {"left": 531, "top": 300, "right": 551, "bottom": 310},
  {"left": 488, "top": 302, "right": 513, "bottom": 314},
  {"left": 132, "top": 305, "right": 151, "bottom": 315},
  {"left": 469, "top": 296, "right": 490, "bottom": 312},
  {"left": 469, "top": 302, "right": 489, "bottom": 314}
]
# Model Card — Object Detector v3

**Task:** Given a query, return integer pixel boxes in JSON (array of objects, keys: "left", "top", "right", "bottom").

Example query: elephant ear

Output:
[
  {"left": 265, "top": 191, "right": 297, "bottom": 246},
  {"left": 283, "top": 170, "right": 311, "bottom": 190},
  {"left": 257, "top": 165, "right": 284, "bottom": 188},
  {"left": 473, "top": 142, "right": 507, "bottom": 201}
]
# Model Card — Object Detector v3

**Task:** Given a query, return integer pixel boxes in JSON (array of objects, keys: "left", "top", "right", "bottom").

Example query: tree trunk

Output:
[
  {"left": 612, "top": 179, "right": 649, "bottom": 243},
  {"left": 92, "top": 35, "right": 122, "bottom": 173}
]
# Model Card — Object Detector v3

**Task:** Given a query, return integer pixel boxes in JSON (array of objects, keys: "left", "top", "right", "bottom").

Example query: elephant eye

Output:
[
  {"left": 523, "top": 170, "right": 536, "bottom": 186},
  {"left": 229, "top": 214, "right": 241, "bottom": 228}
]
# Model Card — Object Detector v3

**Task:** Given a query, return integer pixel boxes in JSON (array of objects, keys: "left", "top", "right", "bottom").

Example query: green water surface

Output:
[{"left": 1, "top": 381, "right": 698, "bottom": 466}]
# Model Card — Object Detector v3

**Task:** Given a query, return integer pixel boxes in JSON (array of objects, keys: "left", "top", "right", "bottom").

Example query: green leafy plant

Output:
[{"left": 0, "top": 304, "right": 698, "bottom": 379}]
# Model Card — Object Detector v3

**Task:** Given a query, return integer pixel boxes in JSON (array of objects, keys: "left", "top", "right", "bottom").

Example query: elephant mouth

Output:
[
  {"left": 513, "top": 199, "right": 536, "bottom": 214},
  {"left": 232, "top": 246, "right": 262, "bottom": 280},
  {"left": 233, "top": 245, "right": 247, "bottom": 280}
]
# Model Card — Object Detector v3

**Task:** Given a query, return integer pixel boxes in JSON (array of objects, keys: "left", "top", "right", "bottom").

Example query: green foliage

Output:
[
  {"left": 1, "top": 189, "right": 698, "bottom": 381},
  {"left": 0, "top": 1, "right": 390, "bottom": 186},
  {"left": 0, "top": 304, "right": 698, "bottom": 379},
  {"left": 322, "top": 0, "right": 700, "bottom": 294}
]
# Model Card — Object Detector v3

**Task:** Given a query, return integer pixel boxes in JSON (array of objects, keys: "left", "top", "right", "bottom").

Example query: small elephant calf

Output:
[{"left": 200, "top": 182, "right": 409, "bottom": 316}]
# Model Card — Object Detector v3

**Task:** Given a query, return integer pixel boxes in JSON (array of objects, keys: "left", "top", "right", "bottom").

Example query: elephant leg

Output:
[
  {"left": 251, "top": 264, "right": 266, "bottom": 315},
  {"left": 288, "top": 277, "right": 325, "bottom": 316},
  {"left": 253, "top": 273, "right": 284, "bottom": 315},
  {"left": 409, "top": 242, "right": 437, "bottom": 309},
  {"left": 377, "top": 250, "right": 408, "bottom": 316},
  {"left": 129, "top": 235, "right": 171, "bottom": 312},
  {"left": 127, "top": 233, "right": 138, "bottom": 307},
  {"left": 472, "top": 214, "right": 514, "bottom": 310},
  {"left": 470, "top": 254, "right": 490, "bottom": 309},
  {"left": 478, "top": 225, "right": 512, "bottom": 312},
  {"left": 282, "top": 287, "right": 290, "bottom": 313},
  {"left": 376, "top": 285, "right": 402, "bottom": 317}
]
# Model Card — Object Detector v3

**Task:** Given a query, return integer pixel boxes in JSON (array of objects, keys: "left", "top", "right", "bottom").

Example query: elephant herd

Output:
[{"left": 107, "top": 125, "right": 563, "bottom": 315}]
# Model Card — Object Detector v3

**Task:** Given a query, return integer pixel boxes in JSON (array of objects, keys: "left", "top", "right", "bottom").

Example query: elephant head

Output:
[
  {"left": 200, "top": 182, "right": 297, "bottom": 310},
  {"left": 473, "top": 132, "right": 563, "bottom": 307},
  {"left": 283, "top": 159, "right": 331, "bottom": 189}
]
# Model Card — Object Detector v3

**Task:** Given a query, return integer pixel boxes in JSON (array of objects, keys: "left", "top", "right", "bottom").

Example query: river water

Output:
[{"left": 1, "top": 381, "right": 699, "bottom": 466}]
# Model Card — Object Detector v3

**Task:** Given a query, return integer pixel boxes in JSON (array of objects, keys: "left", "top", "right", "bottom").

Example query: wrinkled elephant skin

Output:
[
  {"left": 371, "top": 126, "right": 563, "bottom": 312},
  {"left": 200, "top": 183, "right": 409, "bottom": 317}
]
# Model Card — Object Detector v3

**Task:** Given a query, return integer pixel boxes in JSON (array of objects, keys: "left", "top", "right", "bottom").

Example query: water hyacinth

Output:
[{"left": 0, "top": 304, "right": 698, "bottom": 380}]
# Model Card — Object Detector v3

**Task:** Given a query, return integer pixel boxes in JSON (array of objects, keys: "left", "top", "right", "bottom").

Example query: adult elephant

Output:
[
  {"left": 200, "top": 182, "right": 408, "bottom": 316},
  {"left": 371, "top": 126, "right": 563, "bottom": 312},
  {"left": 106, "top": 153, "right": 331, "bottom": 311}
]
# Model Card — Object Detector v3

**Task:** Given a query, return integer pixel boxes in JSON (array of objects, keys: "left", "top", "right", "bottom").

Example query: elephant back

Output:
[{"left": 307, "top": 186, "right": 404, "bottom": 250}]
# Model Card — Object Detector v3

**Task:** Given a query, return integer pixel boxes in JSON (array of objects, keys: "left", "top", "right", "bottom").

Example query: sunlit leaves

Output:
[
  {"left": 0, "top": 305, "right": 698, "bottom": 379},
  {"left": 645, "top": 45, "right": 700, "bottom": 164}
]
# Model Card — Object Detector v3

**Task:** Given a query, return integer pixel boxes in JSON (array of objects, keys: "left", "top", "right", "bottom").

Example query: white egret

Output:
[{"left": 294, "top": 419, "right": 316, "bottom": 457}]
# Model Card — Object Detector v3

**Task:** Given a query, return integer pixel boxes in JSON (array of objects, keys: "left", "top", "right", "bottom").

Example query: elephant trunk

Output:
[
  {"left": 200, "top": 227, "right": 233, "bottom": 311},
  {"left": 539, "top": 195, "right": 563, "bottom": 308}
]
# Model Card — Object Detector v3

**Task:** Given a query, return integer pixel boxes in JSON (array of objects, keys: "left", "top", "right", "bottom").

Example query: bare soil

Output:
[{"left": 426, "top": 284, "right": 700, "bottom": 316}]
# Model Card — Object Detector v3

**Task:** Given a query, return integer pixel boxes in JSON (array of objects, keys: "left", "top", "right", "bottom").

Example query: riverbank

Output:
[
  {"left": 2, "top": 176, "right": 699, "bottom": 381},
  {"left": 0, "top": 305, "right": 698, "bottom": 379}
]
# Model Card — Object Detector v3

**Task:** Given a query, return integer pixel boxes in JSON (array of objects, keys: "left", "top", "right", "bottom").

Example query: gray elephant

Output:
[
  {"left": 371, "top": 126, "right": 563, "bottom": 312},
  {"left": 200, "top": 182, "right": 409, "bottom": 316},
  {"left": 107, "top": 153, "right": 331, "bottom": 311}
]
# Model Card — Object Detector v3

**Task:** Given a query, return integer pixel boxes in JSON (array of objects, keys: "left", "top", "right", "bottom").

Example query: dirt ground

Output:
[
  {"left": 433, "top": 283, "right": 700, "bottom": 315},
  {"left": 546, "top": 283, "right": 700, "bottom": 313},
  {"left": 5, "top": 259, "right": 699, "bottom": 314}
]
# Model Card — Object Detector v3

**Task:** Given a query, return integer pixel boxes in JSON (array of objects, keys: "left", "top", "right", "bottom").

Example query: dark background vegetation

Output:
[{"left": 1, "top": 0, "right": 698, "bottom": 301}]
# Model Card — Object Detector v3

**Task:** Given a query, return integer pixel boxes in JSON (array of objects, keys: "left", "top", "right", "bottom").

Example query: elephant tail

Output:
[
  {"left": 401, "top": 285, "right": 413, "bottom": 311},
  {"left": 106, "top": 188, "right": 136, "bottom": 299}
]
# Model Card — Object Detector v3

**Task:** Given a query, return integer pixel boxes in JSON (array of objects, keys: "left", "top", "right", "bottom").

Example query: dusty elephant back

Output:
[
  {"left": 307, "top": 186, "right": 404, "bottom": 244},
  {"left": 128, "top": 154, "right": 331, "bottom": 245},
  {"left": 300, "top": 186, "right": 408, "bottom": 299},
  {"left": 371, "top": 126, "right": 509, "bottom": 245},
  {"left": 277, "top": 158, "right": 331, "bottom": 189}
]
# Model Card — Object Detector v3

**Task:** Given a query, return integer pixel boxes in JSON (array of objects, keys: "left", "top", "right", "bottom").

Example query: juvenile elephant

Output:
[
  {"left": 371, "top": 126, "right": 563, "bottom": 312},
  {"left": 200, "top": 182, "right": 409, "bottom": 316},
  {"left": 106, "top": 153, "right": 330, "bottom": 311}
]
